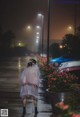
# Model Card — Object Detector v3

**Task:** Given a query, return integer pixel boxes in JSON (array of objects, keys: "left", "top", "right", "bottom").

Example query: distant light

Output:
[
  {"left": 27, "top": 25, "right": 31, "bottom": 30},
  {"left": 36, "top": 36, "right": 39, "bottom": 39},
  {"left": 40, "top": 53, "right": 47, "bottom": 57},
  {"left": 18, "top": 42, "right": 22, "bottom": 46},
  {"left": 36, "top": 26, "right": 40, "bottom": 29},
  {"left": 36, "top": 39, "right": 39, "bottom": 44},
  {"left": 18, "top": 58, "right": 22, "bottom": 69},
  {"left": 38, "top": 13, "right": 42, "bottom": 17},
  {"left": 67, "top": 26, "right": 73, "bottom": 31},
  {"left": 60, "top": 45, "right": 63, "bottom": 49},
  {"left": 68, "top": 26, "right": 72, "bottom": 30},
  {"left": 36, "top": 32, "right": 39, "bottom": 35}
]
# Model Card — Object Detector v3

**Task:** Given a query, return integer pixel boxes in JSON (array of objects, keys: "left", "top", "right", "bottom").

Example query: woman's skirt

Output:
[{"left": 20, "top": 84, "right": 38, "bottom": 99}]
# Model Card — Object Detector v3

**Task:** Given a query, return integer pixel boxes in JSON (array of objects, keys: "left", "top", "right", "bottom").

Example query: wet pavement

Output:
[
  {"left": 1, "top": 57, "right": 79, "bottom": 117},
  {"left": 0, "top": 78, "right": 53, "bottom": 117},
  {"left": 0, "top": 57, "right": 53, "bottom": 117}
]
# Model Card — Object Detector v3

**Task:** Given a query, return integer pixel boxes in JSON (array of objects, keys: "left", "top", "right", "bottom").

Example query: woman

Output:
[
  {"left": 30, "top": 59, "right": 41, "bottom": 114},
  {"left": 20, "top": 61, "right": 40, "bottom": 116}
]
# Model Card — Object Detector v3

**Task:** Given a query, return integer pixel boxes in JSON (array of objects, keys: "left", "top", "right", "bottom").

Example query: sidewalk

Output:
[
  {"left": 0, "top": 57, "right": 58, "bottom": 117},
  {"left": 0, "top": 78, "right": 80, "bottom": 117},
  {"left": 37, "top": 80, "right": 52, "bottom": 117},
  {"left": 0, "top": 79, "right": 52, "bottom": 117}
]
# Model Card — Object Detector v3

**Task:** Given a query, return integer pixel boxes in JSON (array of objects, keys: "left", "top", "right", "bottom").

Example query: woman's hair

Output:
[
  {"left": 27, "top": 62, "right": 32, "bottom": 67},
  {"left": 30, "top": 59, "right": 36, "bottom": 64}
]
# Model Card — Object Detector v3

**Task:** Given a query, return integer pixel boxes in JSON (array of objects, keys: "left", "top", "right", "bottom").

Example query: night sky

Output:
[{"left": 0, "top": 0, "right": 80, "bottom": 49}]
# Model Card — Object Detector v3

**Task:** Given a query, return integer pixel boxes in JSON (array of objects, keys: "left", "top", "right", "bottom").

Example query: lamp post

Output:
[
  {"left": 74, "top": 4, "right": 77, "bottom": 35},
  {"left": 47, "top": 0, "right": 50, "bottom": 65},
  {"left": 37, "top": 13, "right": 44, "bottom": 57}
]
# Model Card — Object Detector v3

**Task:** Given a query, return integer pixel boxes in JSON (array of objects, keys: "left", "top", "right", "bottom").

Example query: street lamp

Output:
[
  {"left": 36, "top": 36, "right": 39, "bottom": 39},
  {"left": 36, "top": 25, "right": 40, "bottom": 29},
  {"left": 36, "top": 32, "right": 39, "bottom": 35},
  {"left": 67, "top": 26, "right": 73, "bottom": 34},
  {"left": 47, "top": 0, "right": 50, "bottom": 65},
  {"left": 74, "top": 4, "right": 77, "bottom": 35},
  {"left": 59, "top": 45, "right": 63, "bottom": 49},
  {"left": 27, "top": 25, "right": 32, "bottom": 31},
  {"left": 68, "top": 26, "right": 72, "bottom": 30},
  {"left": 37, "top": 13, "right": 44, "bottom": 57}
]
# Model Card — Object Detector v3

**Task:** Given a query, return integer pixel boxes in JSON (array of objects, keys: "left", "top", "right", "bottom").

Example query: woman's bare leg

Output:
[
  {"left": 22, "top": 97, "right": 27, "bottom": 115},
  {"left": 33, "top": 97, "right": 38, "bottom": 115},
  {"left": 33, "top": 97, "right": 37, "bottom": 107},
  {"left": 23, "top": 98, "right": 27, "bottom": 107}
]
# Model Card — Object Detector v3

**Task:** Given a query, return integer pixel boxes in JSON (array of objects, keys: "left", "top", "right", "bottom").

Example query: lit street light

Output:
[
  {"left": 36, "top": 25, "right": 40, "bottom": 29},
  {"left": 18, "top": 42, "right": 22, "bottom": 46},
  {"left": 59, "top": 45, "right": 63, "bottom": 49},
  {"left": 68, "top": 26, "right": 72, "bottom": 30},
  {"left": 36, "top": 38, "right": 39, "bottom": 44},
  {"left": 35, "top": 25, "right": 41, "bottom": 52},
  {"left": 67, "top": 26, "right": 73, "bottom": 34},
  {"left": 36, "top": 32, "right": 39, "bottom": 35},
  {"left": 36, "top": 36, "right": 39, "bottom": 39},
  {"left": 37, "top": 13, "right": 44, "bottom": 57},
  {"left": 27, "top": 25, "right": 32, "bottom": 31}
]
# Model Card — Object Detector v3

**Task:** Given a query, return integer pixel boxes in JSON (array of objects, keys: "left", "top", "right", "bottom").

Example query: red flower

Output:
[
  {"left": 72, "top": 114, "right": 80, "bottom": 117},
  {"left": 63, "top": 105, "right": 69, "bottom": 110},
  {"left": 55, "top": 101, "right": 69, "bottom": 110},
  {"left": 51, "top": 78, "right": 57, "bottom": 81}
]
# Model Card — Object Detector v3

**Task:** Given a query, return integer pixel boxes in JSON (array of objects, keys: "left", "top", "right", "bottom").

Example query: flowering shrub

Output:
[
  {"left": 48, "top": 71, "right": 78, "bottom": 92},
  {"left": 40, "top": 62, "right": 78, "bottom": 92},
  {"left": 40, "top": 63, "right": 56, "bottom": 80},
  {"left": 41, "top": 60, "right": 80, "bottom": 117},
  {"left": 55, "top": 101, "right": 69, "bottom": 110},
  {"left": 72, "top": 114, "right": 80, "bottom": 117},
  {"left": 55, "top": 101, "right": 80, "bottom": 117},
  {"left": 40, "top": 61, "right": 80, "bottom": 116},
  {"left": 40, "top": 63, "right": 56, "bottom": 89}
]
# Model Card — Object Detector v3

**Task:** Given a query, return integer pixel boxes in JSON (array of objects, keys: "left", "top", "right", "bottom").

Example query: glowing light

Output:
[
  {"left": 67, "top": 26, "right": 73, "bottom": 31},
  {"left": 59, "top": 45, "right": 63, "bottom": 49},
  {"left": 60, "top": 93, "right": 65, "bottom": 102},
  {"left": 36, "top": 26, "right": 40, "bottom": 29},
  {"left": 27, "top": 25, "right": 31, "bottom": 30},
  {"left": 66, "top": 25, "right": 74, "bottom": 35},
  {"left": 38, "top": 13, "right": 42, "bottom": 17},
  {"left": 68, "top": 26, "right": 72, "bottom": 30},
  {"left": 36, "top": 36, "right": 39, "bottom": 39},
  {"left": 36, "top": 39, "right": 39, "bottom": 44},
  {"left": 18, "top": 57, "right": 22, "bottom": 69},
  {"left": 18, "top": 42, "right": 22, "bottom": 46},
  {"left": 36, "top": 32, "right": 39, "bottom": 35}
]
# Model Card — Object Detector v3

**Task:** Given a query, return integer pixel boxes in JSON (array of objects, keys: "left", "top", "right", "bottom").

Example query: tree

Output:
[
  {"left": 1, "top": 30, "right": 15, "bottom": 47},
  {"left": 61, "top": 34, "right": 80, "bottom": 58},
  {"left": 49, "top": 43, "right": 61, "bottom": 58}
]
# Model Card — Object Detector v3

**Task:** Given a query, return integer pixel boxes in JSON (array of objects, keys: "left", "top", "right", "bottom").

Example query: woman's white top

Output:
[{"left": 20, "top": 65, "right": 40, "bottom": 98}]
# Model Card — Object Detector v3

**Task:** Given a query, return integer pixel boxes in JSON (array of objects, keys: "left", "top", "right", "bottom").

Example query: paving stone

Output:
[{"left": 37, "top": 113, "right": 52, "bottom": 117}]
